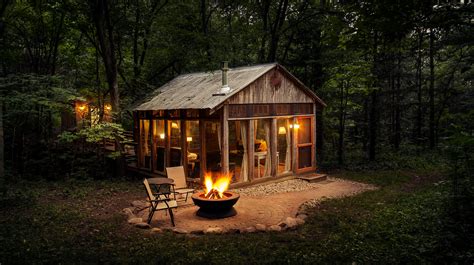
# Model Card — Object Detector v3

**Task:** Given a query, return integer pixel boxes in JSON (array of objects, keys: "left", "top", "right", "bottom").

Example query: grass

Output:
[{"left": 0, "top": 169, "right": 472, "bottom": 264}]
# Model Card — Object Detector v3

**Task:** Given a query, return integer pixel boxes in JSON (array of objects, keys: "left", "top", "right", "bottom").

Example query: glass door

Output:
[{"left": 296, "top": 117, "right": 314, "bottom": 172}]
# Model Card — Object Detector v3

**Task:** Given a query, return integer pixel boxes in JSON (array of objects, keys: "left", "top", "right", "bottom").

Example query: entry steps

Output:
[{"left": 297, "top": 173, "right": 328, "bottom": 183}]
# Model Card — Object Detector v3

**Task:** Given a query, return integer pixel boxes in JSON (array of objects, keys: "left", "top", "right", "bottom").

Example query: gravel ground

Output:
[
  {"left": 233, "top": 177, "right": 377, "bottom": 198},
  {"left": 233, "top": 179, "right": 323, "bottom": 196}
]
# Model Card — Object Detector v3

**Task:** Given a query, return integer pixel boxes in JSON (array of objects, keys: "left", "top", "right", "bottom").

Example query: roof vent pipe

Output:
[{"left": 220, "top": 61, "right": 231, "bottom": 94}]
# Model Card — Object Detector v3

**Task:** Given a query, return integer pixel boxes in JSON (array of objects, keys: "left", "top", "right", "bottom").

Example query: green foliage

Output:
[{"left": 0, "top": 170, "right": 472, "bottom": 264}]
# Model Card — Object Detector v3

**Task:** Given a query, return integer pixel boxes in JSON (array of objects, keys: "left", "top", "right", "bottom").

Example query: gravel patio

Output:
[{"left": 124, "top": 177, "right": 377, "bottom": 234}]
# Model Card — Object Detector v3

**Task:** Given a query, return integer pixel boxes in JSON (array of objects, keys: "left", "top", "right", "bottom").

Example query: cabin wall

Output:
[{"left": 227, "top": 69, "right": 314, "bottom": 104}]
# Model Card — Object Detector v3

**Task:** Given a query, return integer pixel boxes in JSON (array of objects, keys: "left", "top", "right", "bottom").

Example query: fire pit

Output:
[{"left": 192, "top": 174, "right": 240, "bottom": 219}]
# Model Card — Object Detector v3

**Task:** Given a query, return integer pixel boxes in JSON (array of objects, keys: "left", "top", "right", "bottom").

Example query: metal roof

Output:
[{"left": 135, "top": 63, "right": 325, "bottom": 111}]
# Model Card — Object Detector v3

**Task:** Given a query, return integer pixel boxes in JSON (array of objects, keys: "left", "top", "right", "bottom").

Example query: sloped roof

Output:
[{"left": 135, "top": 63, "right": 325, "bottom": 111}]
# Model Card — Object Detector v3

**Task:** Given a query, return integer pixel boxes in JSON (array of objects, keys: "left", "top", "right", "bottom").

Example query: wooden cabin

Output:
[{"left": 132, "top": 63, "right": 326, "bottom": 186}]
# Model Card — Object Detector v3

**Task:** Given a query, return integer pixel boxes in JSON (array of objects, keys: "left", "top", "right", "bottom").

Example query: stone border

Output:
[{"left": 121, "top": 200, "right": 307, "bottom": 234}]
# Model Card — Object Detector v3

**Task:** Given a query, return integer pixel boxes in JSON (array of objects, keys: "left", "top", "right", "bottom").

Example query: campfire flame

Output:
[{"left": 204, "top": 174, "right": 231, "bottom": 199}]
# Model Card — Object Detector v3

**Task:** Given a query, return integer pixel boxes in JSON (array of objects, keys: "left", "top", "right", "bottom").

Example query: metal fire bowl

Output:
[{"left": 191, "top": 191, "right": 240, "bottom": 219}]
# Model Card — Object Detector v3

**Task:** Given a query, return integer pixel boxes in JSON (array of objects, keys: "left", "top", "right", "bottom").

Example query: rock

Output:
[
  {"left": 151, "top": 228, "right": 163, "bottom": 233},
  {"left": 190, "top": 229, "right": 204, "bottom": 235},
  {"left": 131, "top": 200, "right": 148, "bottom": 208},
  {"left": 122, "top": 208, "right": 133, "bottom": 216},
  {"left": 227, "top": 228, "right": 240, "bottom": 234},
  {"left": 267, "top": 225, "right": 282, "bottom": 232},
  {"left": 172, "top": 228, "right": 189, "bottom": 234},
  {"left": 242, "top": 226, "right": 256, "bottom": 233},
  {"left": 128, "top": 217, "right": 143, "bottom": 224},
  {"left": 204, "top": 227, "right": 224, "bottom": 234},
  {"left": 295, "top": 217, "right": 305, "bottom": 225},
  {"left": 278, "top": 217, "right": 298, "bottom": 230},
  {"left": 135, "top": 222, "right": 151, "bottom": 229},
  {"left": 296, "top": 213, "right": 308, "bottom": 221},
  {"left": 255, "top": 224, "right": 266, "bottom": 232}
]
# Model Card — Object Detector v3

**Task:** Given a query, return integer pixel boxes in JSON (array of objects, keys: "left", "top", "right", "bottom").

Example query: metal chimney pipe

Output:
[{"left": 220, "top": 61, "right": 230, "bottom": 94}]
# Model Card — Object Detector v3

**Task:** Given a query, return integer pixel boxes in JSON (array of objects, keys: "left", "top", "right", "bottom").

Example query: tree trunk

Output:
[
  {"left": 394, "top": 45, "right": 401, "bottom": 150},
  {"left": 0, "top": 100, "right": 4, "bottom": 190},
  {"left": 337, "top": 81, "right": 345, "bottom": 165},
  {"left": 428, "top": 27, "right": 435, "bottom": 148},
  {"left": 93, "top": 0, "right": 120, "bottom": 117},
  {"left": 368, "top": 32, "right": 379, "bottom": 161},
  {"left": 414, "top": 29, "right": 423, "bottom": 143}
]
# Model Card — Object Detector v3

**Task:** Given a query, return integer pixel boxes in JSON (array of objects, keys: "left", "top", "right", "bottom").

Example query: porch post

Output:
[
  {"left": 180, "top": 117, "right": 188, "bottom": 177},
  {"left": 247, "top": 119, "right": 254, "bottom": 181},
  {"left": 291, "top": 117, "right": 298, "bottom": 173},
  {"left": 270, "top": 118, "right": 277, "bottom": 177},
  {"left": 149, "top": 116, "right": 155, "bottom": 172},
  {"left": 221, "top": 105, "right": 229, "bottom": 175},
  {"left": 199, "top": 120, "right": 206, "bottom": 182},
  {"left": 165, "top": 117, "right": 170, "bottom": 168},
  {"left": 313, "top": 104, "right": 317, "bottom": 170}
]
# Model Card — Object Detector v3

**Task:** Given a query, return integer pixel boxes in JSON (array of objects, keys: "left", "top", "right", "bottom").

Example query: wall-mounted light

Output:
[
  {"left": 171, "top": 122, "right": 179, "bottom": 129},
  {"left": 187, "top": 136, "right": 193, "bottom": 142},
  {"left": 290, "top": 123, "right": 300, "bottom": 129},
  {"left": 104, "top": 104, "right": 112, "bottom": 111},
  {"left": 78, "top": 105, "right": 86, "bottom": 111},
  {"left": 159, "top": 133, "right": 165, "bottom": 139},
  {"left": 278, "top": 126, "right": 286, "bottom": 134}
]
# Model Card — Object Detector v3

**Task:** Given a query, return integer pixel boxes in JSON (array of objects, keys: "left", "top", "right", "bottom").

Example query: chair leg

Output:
[
  {"left": 147, "top": 205, "right": 156, "bottom": 224},
  {"left": 168, "top": 208, "right": 175, "bottom": 227}
]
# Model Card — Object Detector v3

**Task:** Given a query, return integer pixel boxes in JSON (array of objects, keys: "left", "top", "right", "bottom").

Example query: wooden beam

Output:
[
  {"left": 221, "top": 105, "right": 229, "bottom": 175},
  {"left": 313, "top": 104, "right": 317, "bottom": 170},
  {"left": 291, "top": 117, "right": 298, "bottom": 173},
  {"left": 247, "top": 119, "right": 254, "bottom": 181},
  {"left": 150, "top": 118, "right": 155, "bottom": 172},
  {"left": 199, "top": 120, "right": 206, "bottom": 182},
  {"left": 165, "top": 119, "right": 170, "bottom": 167},
  {"left": 270, "top": 118, "right": 277, "bottom": 177},
  {"left": 181, "top": 119, "right": 188, "bottom": 177}
]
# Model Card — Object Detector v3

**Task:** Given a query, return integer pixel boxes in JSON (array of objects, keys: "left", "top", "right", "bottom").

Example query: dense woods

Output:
[
  {"left": 1, "top": 0, "right": 472, "bottom": 180},
  {"left": 0, "top": 1, "right": 473, "bottom": 263}
]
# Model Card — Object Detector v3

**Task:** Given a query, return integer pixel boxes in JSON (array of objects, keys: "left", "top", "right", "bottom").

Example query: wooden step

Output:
[{"left": 297, "top": 174, "right": 328, "bottom": 183}]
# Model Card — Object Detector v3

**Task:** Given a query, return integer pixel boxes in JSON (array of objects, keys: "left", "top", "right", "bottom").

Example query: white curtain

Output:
[
  {"left": 285, "top": 119, "right": 291, "bottom": 172},
  {"left": 264, "top": 119, "right": 272, "bottom": 176},
  {"left": 240, "top": 121, "right": 248, "bottom": 182}
]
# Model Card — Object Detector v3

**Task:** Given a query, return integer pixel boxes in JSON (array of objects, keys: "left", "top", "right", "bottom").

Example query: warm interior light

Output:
[
  {"left": 278, "top": 126, "right": 286, "bottom": 134},
  {"left": 171, "top": 122, "right": 179, "bottom": 129},
  {"left": 293, "top": 123, "right": 300, "bottom": 129},
  {"left": 159, "top": 133, "right": 165, "bottom": 139},
  {"left": 104, "top": 104, "right": 112, "bottom": 111},
  {"left": 78, "top": 104, "right": 86, "bottom": 111},
  {"left": 187, "top": 136, "right": 193, "bottom": 142},
  {"left": 289, "top": 124, "right": 293, "bottom": 129}
]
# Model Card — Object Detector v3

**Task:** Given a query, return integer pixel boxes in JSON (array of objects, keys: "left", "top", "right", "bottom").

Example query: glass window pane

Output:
[
  {"left": 297, "top": 118, "right": 311, "bottom": 144},
  {"left": 298, "top": 146, "right": 312, "bottom": 169},
  {"left": 253, "top": 119, "right": 271, "bottom": 178},
  {"left": 186, "top": 121, "right": 200, "bottom": 178},
  {"left": 277, "top": 118, "right": 292, "bottom": 175},
  {"left": 139, "top": 119, "right": 151, "bottom": 169},
  {"left": 153, "top": 120, "right": 165, "bottom": 172},
  {"left": 169, "top": 121, "right": 181, "bottom": 166}
]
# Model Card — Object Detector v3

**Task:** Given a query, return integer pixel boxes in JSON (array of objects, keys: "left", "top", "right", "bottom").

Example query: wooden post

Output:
[
  {"left": 270, "top": 118, "right": 277, "bottom": 177},
  {"left": 199, "top": 120, "right": 207, "bottom": 182},
  {"left": 181, "top": 119, "right": 188, "bottom": 177},
  {"left": 247, "top": 119, "right": 254, "bottom": 181},
  {"left": 221, "top": 105, "right": 229, "bottom": 175},
  {"left": 165, "top": 119, "right": 170, "bottom": 168},
  {"left": 313, "top": 104, "right": 317, "bottom": 170},
  {"left": 292, "top": 117, "right": 298, "bottom": 173},
  {"left": 134, "top": 112, "right": 142, "bottom": 168},
  {"left": 150, "top": 118, "right": 155, "bottom": 172}
]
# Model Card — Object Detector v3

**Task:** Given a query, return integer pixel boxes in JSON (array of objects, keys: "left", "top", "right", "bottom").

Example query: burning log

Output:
[{"left": 205, "top": 188, "right": 223, "bottom": 199}]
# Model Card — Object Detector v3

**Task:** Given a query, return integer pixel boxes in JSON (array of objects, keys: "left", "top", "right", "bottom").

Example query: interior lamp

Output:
[
  {"left": 171, "top": 122, "right": 179, "bottom": 129},
  {"left": 278, "top": 126, "right": 286, "bottom": 134},
  {"left": 159, "top": 133, "right": 165, "bottom": 139},
  {"left": 293, "top": 123, "right": 300, "bottom": 129},
  {"left": 187, "top": 136, "right": 193, "bottom": 142}
]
